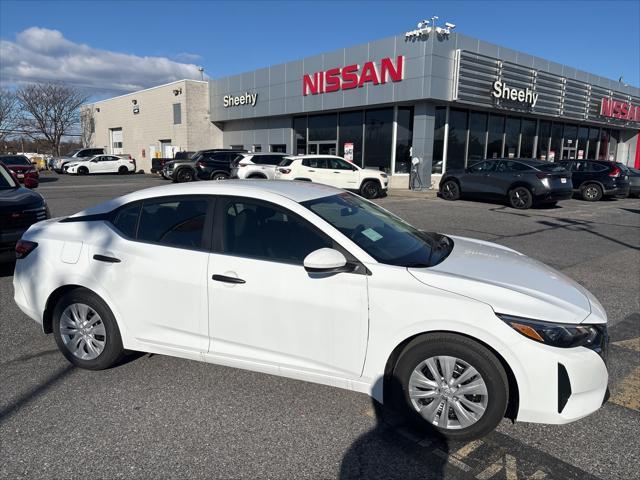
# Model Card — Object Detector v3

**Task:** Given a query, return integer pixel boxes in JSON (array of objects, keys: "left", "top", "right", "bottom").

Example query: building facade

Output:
[
  {"left": 86, "top": 80, "right": 221, "bottom": 172},
  {"left": 209, "top": 30, "right": 640, "bottom": 188}
]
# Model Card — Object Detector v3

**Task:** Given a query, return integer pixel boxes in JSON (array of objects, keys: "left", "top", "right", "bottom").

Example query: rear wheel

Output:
[
  {"left": 392, "top": 333, "right": 508, "bottom": 441},
  {"left": 211, "top": 172, "right": 229, "bottom": 181},
  {"left": 52, "top": 289, "right": 124, "bottom": 370},
  {"left": 508, "top": 186, "right": 533, "bottom": 209},
  {"left": 175, "top": 168, "right": 195, "bottom": 183},
  {"left": 581, "top": 183, "right": 603, "bottom": 202},
  {"left": 360, "top": 180, "right": 382, "bottom": 199},
  {"left": 118, "top": 166, "right": 128, "bottom": 175},
  {"left": 441, "top": 180, "right": 460, "bottom": 200}
]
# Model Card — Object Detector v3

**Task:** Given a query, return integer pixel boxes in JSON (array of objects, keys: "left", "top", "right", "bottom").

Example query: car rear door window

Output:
[
  {"left": 302, "top": 158, "right": 328, "bottom": 169},
  {"left": 467, "top": 161, "right": 496, "bottom": 173},
  {"left": 137, "top": 198, "right": 208, "bottom": 249},
  {"left": 497, "top": 161, "right": 534, "bottom": 172},
  {"left": 221, "top": 199, "right": 331, "bottom": 264},
  {"left": 328, "top": 158, "right": 354, "bottom": 170}
]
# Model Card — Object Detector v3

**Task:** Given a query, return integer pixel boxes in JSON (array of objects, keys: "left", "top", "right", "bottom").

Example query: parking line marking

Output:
[
  {"left": 433, "top": 447, "right": 472, "bottom": 472},
  {"left": 454, "top": 440, "right": 484, "bottom": 459},
  {"left": 475, "top": 454, "right": 547, "bottom": 480}
]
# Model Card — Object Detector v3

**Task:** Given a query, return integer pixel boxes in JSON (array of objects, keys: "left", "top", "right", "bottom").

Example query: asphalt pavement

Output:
[{"left": 1, "top": 172, "right": 639, "bottom": 480}]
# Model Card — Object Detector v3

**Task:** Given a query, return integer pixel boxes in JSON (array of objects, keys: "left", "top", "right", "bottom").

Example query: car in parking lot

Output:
[
  {"left": 275, "top": 155, "right": 388, "bottom": 198},
  {"left": 0, "top": 163, "right": 49, "bottom": 262},
  {"left": 52, "top": 148, "right": 105, "bottom": 173},
  {"left": 627, "top": 166, "right": 640, "bottom": 197},
  {"left": 13, "top": 180, "right": 609, "bottom": 440},
  {"left": 439, "top": 158, "right": 573, "bottom": 209},
  {"left": 64, "top": 155, "right": 135, "bottom": 175},
  {"left": 556, "top": 160, "right": 630, "bottom": 201},
  {"left": 230, "top": 152, "right": 290, "bottom": 180},
  {"left": 162, "top": 149, "right": 247, "bottom": 182},
  {"left": 0, "top": 154, "right": 40, "bottom": 186}
]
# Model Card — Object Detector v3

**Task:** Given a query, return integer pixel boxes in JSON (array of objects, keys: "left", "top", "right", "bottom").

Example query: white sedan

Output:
[
  {"left": 13, "top": 180, "right": 608, "bottom": 440},
  {"left": 275, "top": 155, "right": 389, "bottom": 198},
  {"left": 65, "top": 155, "right": 135, "bottom": 175}
]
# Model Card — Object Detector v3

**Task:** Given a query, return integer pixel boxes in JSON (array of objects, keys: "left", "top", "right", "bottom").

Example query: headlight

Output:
[
  {"left": 380, "top": 173, "right": 388, "bottom": 178},
  {"left": 497, "top": 313, "right": 607, "bottom": 350}
]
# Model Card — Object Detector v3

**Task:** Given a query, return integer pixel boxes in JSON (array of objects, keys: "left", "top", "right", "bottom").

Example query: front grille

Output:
[{"left": 0, "top": 206, "right": 47, "bottom": 230}]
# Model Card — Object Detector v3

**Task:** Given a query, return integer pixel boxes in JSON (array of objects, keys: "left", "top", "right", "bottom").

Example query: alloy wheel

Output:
[
  {"left": 408, "top": 355, "right": 488, "bottom": 430},
  {"left": 510, "top": 188, "right": 531, "bottom": 209},
  {"left": 584, "top": 186, "right": 599, "bottom": 200},
  {"left": 59, "top": 303, "right": 106, "bottom": 360},
  {"left": 442, "top": 181, "right": 459, "bottom": 200}
]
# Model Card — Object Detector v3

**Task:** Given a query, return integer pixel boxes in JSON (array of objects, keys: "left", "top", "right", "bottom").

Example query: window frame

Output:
[
  {"left": 212, "top": 195, "right": 364, "bottom": 269},
  {"left": 108, "top": 195, "right": 215, "bottom": 252}
]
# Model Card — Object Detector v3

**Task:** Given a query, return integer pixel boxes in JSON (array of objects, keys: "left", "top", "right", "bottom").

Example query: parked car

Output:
[
  {"left": 556, "top": 160, "right": 630, "bottom": 201},
  {"left": 439, "top": 158, "right": 573, "bottom": 209},
  {"left": 151, "top": 151, "right": 195, "bottom": 175},
  {"left": 65, "top": 155, "right": 135, "bottom": 175},
  {"left": 0, "top": 155, "right": 40, "bottom": 186},
  {"left": 52, "top": 148, "right": 105, "bottom": 173},
  {"left": 230, "top": 152, "right": 290, "bottom": 180},
  {"left": 13, "top": 181, "right": 609, "bottom": 440},
  {"left": 275, "top": 155, "right": 388, "bottom": 199},
  {"left": 162, "top": 149, "right": 247, "bottom": 182},
  {"left": 0, "top": 163, "right": 49, "bottom": 262},
  {"left": 627, "top": 167, "right": 640, "bottom": 197}
]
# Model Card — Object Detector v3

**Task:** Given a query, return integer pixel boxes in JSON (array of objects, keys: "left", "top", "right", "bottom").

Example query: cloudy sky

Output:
[{"left": 0, "top": 0, "right": 638, "bottom": 101}]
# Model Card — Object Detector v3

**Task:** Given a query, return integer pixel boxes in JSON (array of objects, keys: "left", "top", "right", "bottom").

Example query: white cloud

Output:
[{"left": 0, "top": 27, "right": 204, "bottom": 94}]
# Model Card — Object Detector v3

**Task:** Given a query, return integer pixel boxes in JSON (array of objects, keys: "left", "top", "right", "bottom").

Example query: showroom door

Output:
[{"left": 308, "top": 142, "right": 337, "bottom": 155}]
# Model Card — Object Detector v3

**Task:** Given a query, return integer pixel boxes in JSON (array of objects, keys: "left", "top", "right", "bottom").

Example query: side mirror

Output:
[
  {"left": 91, "top": 159, "right": 98, "bottom": 163},
  {"left": 24, "top": 176, "right": 38, "bottom": 189},
  {"left": 303, "top": 248, "right": 349, "bottom": 274}
]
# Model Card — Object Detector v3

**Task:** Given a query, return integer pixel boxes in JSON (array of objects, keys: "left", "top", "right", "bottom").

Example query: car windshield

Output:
[
  {"left": 0, "top": 155, "right": 31, "bottom": 166},
  {"left": 0, "top": 165, "right": 17, "bottom": 188},
  {"left": 536, "top": 163, "right": 567, "bottom": 173},
  {"left": 302, "top": 192, "right": 453, "bottom": 267},
  {"left": 65, "top": 149, "right": 81, "bottom": 157}
]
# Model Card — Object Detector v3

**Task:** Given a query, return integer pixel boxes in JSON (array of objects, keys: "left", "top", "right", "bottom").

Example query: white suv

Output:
[
  {"left": 230, "top": 152, "right": 290, "bottom": 180},
  {"left": 275, "top": 155, "right": 388, "bottom": 198}
]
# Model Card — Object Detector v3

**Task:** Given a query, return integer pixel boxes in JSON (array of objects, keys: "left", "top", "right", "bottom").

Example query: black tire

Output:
[
  {"left": 441, "top": 180, "right": 460, "bottom": 201},
  {"left": 175, "top": 168, "right": 195, "bottom": 183},
  {"left": 52, "top": 289, "right": 124, "bottom": 370},
  {"left": 581, "top": 183, "right": 603, "bottom": 202},
  {"left": 210, "top": 172, "right": 229, "bottom": 181},
  {"left": 508, "top": 186, "right": 533, "bottom": 209},
  {"left": 78, "top": 166, "right": 89, "bottom": 175},
  {"left": 118, "top": 166, "right": 128, "bottom": 175},
  {"left": 360, "top": 180, "right": 382, "bottom": 199},
  {"left": 391, "top": 333, "right": 509, "bottom": 441}
]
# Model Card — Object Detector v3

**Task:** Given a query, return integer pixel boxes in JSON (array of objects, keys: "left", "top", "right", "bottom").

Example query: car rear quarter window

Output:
[
  {"left": 497, "top": 161, "right": 534, "bottom": 172},
  {"left": 279, "top": 158, "right": 294, "bottom": 166},
  {"left": 467, "top": 161, "right": 496, "bottom": 173},
  {"left": 254, "top": 155, "right": 285, "bottom": 166},
  {"left": 137, "top": 198, "right": 208, "bottom": 249},
  {"left": 112, "top": 203, "right": 141, "bottom": 237},
  {"left": 537, "top": 163, "right": 568, "bottom": 173}
]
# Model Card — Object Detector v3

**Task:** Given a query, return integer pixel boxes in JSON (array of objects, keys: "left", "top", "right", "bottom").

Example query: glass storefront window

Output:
[
  {"left": 308, "top": 114, "right": 337, "bottom": 141},
  {"left": 395, "top": 107, "right": 414, "bottom": 174},
  {"left": 577, "top": 127, "right": 589, "bottom": 159},
  {"left": 550, "top": 122, "right": 563, "bottom": 161},
  {"left": 293, "top": 116, "right": 307, "bottom": 155},
  {"left": 520, "top": 119, "right": 536, "bottom": 158},
  {"left": 432, "top": 107, "right": 446, "bottom": 173},
  {"left": 487, "top": 115, "right": 504, "bottom": 159},
  {"left": 587, "top": 127, "right": 599, "bottom": 159},
  {"left": 364, "top": 108, "right": 393, "bottom": 172},
  {"left": 563, "top": 124, "right": 578, "bottom": 147},
  {"left": 608, "top": 130, "right": 619, "bottom": 161},
  {"left": 338, "top": 111, "right": 363, "bottom": 167},
  {"left": 468, "top": 112, "right": 487, "bottom": 162},
  {"left": 504, "top": 117, "right": 520, "bottom": 158},
  {"left": 447, "top": 109, "right": 467, "bottom": 170},
  {"left": 598, "top": 129, "right": 610, "bottom": 160},
  {"left": 537, "top": 120, "right": 551, "bottom": 160}
]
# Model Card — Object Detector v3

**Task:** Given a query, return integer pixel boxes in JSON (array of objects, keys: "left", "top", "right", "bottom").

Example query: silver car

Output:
[{"left": 230, "top": 152, "right": 290, "bottom": 180}]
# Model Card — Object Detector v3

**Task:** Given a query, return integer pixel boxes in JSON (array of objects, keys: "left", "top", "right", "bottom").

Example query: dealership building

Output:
[{"left": 89, "top": 26, "right": 640, "bottom": 187}]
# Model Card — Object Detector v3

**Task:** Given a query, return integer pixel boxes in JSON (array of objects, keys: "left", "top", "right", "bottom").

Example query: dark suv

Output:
[
  {"left": 162, "top": 149, "right": 247, "bottom": 182},
  {"left": 556, "top": 160, "right": 630, "bottom": 201},
  {"left": 440, "top": 158, "right": 573, "bottom": 209}
]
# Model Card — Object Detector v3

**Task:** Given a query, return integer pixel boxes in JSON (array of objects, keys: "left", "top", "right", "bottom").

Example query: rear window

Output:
[
  {"left": 537, "top": 163, "right": 567, "bottom": 173},
  {"left": 0, "top": 155, "right": 31, "bottom": 166},
  {"left": 254, "top": 155, "right": 285, "bottom": 166},
  {"left": 279, "top": 158, "right": 294, "bottom": 167}
]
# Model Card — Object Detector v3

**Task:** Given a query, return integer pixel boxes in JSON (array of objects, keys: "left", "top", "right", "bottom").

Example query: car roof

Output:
[
  {"left": 287, "top": 155, "right": 344, "bottom": 160},
  {"left": 69, "top": 180, "right": 343, "bottom": 217},
  {"left": 241, "top": 152, "right": 288, "bottom": 156}
]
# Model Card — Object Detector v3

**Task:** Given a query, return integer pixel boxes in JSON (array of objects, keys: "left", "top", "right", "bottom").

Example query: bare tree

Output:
[
  {"left": 16, "top": 83, "right": 88, "bottom": 155},
  {"left": 80, "top": 105, "right": 96, "bottom": 148},
  {"left": 0, "top": 88, "right": 19, "bottom": 143}
]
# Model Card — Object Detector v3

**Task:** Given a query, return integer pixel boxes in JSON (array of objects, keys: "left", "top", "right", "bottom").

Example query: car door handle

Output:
[
  {"left": 333, "top": 171, "right": 341, "bottom": 174},
  {"left": 308, "top": 169, "right": 316, "bottom": 172},
  {"left": 93, "top": 254, "right": 121, "bottom": 263},
  {"left": 211, "top": 274, "right": 246, "bottom": 284}
]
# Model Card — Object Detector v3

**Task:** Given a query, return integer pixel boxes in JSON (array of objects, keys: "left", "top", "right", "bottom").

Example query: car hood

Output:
[
  {"left": 65, "top": 161, "right": 83, "bottom": 167},
  {"left": 360, "top": 168, "right": 384, "bottom": 176},
  {"left": 0, "top": 187, "right": 44, "bottom": 213},
  {"left": 408, "top": 236, "right": 605, "bottom": 324}
]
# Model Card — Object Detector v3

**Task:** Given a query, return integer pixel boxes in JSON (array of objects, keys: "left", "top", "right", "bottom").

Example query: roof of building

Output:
[{"left": 87, "top": 79, "right": 208, "bottom": 106}]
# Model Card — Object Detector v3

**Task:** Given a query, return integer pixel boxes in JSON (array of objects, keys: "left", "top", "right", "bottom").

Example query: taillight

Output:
[
  {"left": 608, "top": 166, "right": 621, "bottom": 177},
  {"left": 196, "top": 160, "right": 205, "bottom": 168},
  {"left": 278, "top": 168, "right": 291, "bottom": 174},
  {"left": 15, "top": 240, "right": 38, "bottom": 259}
]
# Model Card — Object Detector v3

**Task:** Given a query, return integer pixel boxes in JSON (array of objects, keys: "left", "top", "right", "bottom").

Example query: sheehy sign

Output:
[
  {"left": 600, "top": 98, "right": 640, "bottom": 123},
  {"left": 491, "top": 80, "right": 538, "bottom": 107},
  {"left": 303, "top": 56, "right": 404, "bottom": 96},
  {"left": 223, "top": 92, "right": 258, "bottom": 108}
]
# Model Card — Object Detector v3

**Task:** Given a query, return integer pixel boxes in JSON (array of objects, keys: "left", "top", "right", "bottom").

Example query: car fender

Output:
[
  {"left": 577, "top": 179, "right": 606, "bottom": 191},
  {"left": 360, "top": 177, "right": 384, "bottom": 189}
]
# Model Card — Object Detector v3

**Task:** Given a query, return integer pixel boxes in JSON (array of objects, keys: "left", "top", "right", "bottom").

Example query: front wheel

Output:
[
  {"left": 78, "top": 167, "right": 89, "bottom": 175},
  {"left": 441, "top": 180, "right": 460, "bottom": 200},
  {"left": 52, "top": 289, "right": 124, "bottom": 370},
  {"left": 211, "top": 172, "right": 229, "bottom": 181},
  {"left": 360, "top": 180, "right": 382, "bottom": 199},
  {"left": 508, "top": 186, "right": 533, "bottom": 209},
  {"left": 175, "top": 168, "right": 195, "bottom": 183},
  {"left": 392, "top": 333, "right": 508, "bottom": 441}
]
